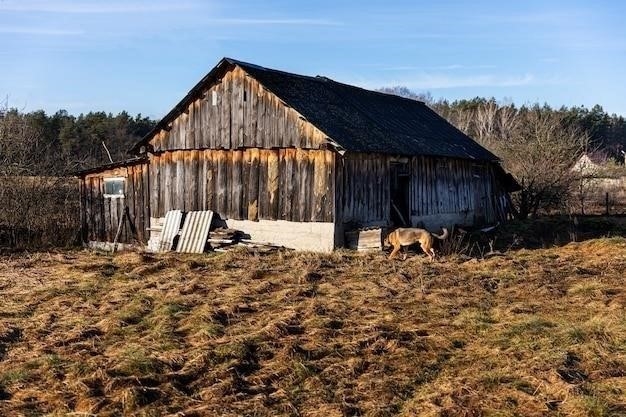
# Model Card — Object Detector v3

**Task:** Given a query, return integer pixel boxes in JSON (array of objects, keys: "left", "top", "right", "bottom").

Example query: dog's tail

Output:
[{"left": 432, "top": 228, "right": 449, "bottom": 240}]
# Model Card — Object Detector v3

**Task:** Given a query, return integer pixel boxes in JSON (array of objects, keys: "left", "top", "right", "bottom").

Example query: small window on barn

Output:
[
  {"left": 212, "top": 91, "right": 218, "bottom": 106},
  {"left": 103, "top": 177, "right": 125, "bottom": 198}
]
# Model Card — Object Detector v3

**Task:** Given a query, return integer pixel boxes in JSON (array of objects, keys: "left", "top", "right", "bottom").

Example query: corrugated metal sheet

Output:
[
  {"left": 176, "top": 210, "right": 214, "bottom": 253},
  {"left": 158, "top": 210, "right": 182, "bottom": 252}
]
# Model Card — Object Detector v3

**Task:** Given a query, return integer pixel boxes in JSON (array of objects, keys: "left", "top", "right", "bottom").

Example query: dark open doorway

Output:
[{"left": 390, "top": 162, "right": 411, "bottom": 227}]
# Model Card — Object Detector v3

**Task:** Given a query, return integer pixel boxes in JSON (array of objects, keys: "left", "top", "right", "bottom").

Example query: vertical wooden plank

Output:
[
  {"left": 258, "top": 150, "right": 269, "bottom": 219},
  {"left": 220, "top": 74, "right": 232, "bottom": 149},
  {"left": 150, "top": 155, "right": 159, "bottom": 218},
  {"left": 333, "top": 153, "right": 343, "bottom": 224},
  {"left": 257, "top": 85, "right": 267, "bottom": 148},
  {"left": 208, "top": 86, "right": 218, "bottom": 149},
  {"left": 216, "top": 150, "right": 228, "bottom": 215},
  {"left": 327, "top": 151, "right": 335, "bottom": 223},
  {"left": 205, "top": 150, "right": 216, "bottom": 211},
  {"left": 180, "top": 112, "right": 189, "bottom": 149},
  {"left": 187, "top": 103, "right": 195, "bottom": 149},
  {"left": 94, "top": 178, "right": 101, "bottom": 241},
  {"left": 175, "top": 151, "right": 185, "bottom": 210},
  {"left": 282, "top": 149, "right": 295, "bottom": 220},
  {"left": 80, "top": 179, "right": 88, "bottom": 242},
  {"left": 104, "top": 195, "right": 113, "bottom": 242},
  {"left": 269, "top": 149, "right": 280, "bottom": 219},
  {"left": 161, "top": 153, "right": 171, "bottom": 213},
  {"left": 234, "top": 70, "right": 245, "bottom": 148},
  {"left": 246, "top": 75, "right": 258, "bottom": 147},
  {"left": 312, "top": 150, "right": 325, "bottom": 221},
  {"left": 248, "top": 148, "right": 260, "bottom": 221},
  {"left": 343, "top": 158, "right": 351, "bottom": 223},
  {"left": 190, "top": 150, "right": 200, "bottom": 211},
  {"left": 198, "top": 150, "right": 207, "bottom": 210},
  {"left": 230, "top": 150, "right": 243, "bottom": 219},
  {"left": 195, "top": 99, "right": 203, "bottom": 149},
  {"left": 271, "top": 91, "right": 279, "bottom": 148},
  {"left": 85, "top": 178, "right": 93, "bottom": 241},
  {"left": 133, "top": 166, "right": 142, "bottom": 242},
  {"left": 241, "top": 149, "right": 251, "bottom": 220},
  {"left": 293, "top": 149, "right": 305, "bottom": 222},
  {"left": 89, "top": 179, "right": 96, "bottom": 242},
  {"left": 126, "top": 168, "right": 135, "bottom": 242}
]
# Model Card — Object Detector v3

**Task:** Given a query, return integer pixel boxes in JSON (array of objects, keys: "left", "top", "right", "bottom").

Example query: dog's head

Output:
[{"left": 382, "top": 230, "right": 394, "bottom": 248}]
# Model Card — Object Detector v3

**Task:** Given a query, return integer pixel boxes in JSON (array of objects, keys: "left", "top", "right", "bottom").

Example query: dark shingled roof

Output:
[
  {"left": 131, "top": 58, "right": 499, "bottom": 162},
  {"left": 230, "top": 59, "right": 498, "bottom": 161}
]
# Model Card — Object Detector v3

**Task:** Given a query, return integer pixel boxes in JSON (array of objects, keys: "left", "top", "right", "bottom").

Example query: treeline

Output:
[
  {"left": 378, "top": 88, "right": 626, "bottom": 160},
  {"left": 1, "top": 96, "right": 625, "bottom": 176},
  {"left": 0, "top": 108, "right": 156, "bottom": 175}
]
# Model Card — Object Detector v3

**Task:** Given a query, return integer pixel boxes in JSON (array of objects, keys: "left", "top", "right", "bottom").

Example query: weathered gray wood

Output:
[
  {"left": 248, "top": 148, "right": 260, "bottom": 221},
  {"left": 216, "top": 150, "right": 228, "bottom": 215},
  {"left": 257, "top": 150, "right": 268, "bottom": 219}
]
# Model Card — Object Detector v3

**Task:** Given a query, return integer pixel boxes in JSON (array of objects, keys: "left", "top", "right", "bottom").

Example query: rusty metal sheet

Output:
[
  {"left": 175, "top": 210, "right": 214, "bottom": 254},
  {"left": 158, "top": 210, "right": 182, "bottom": 252}
]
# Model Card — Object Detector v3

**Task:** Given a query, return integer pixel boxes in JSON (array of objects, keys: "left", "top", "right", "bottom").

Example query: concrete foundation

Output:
[
  {"left": 224, "top": 219, "right": 335, "bottom": 252},
  {"left": 146, "top": 217, "right": 336, "bottom": 252}
]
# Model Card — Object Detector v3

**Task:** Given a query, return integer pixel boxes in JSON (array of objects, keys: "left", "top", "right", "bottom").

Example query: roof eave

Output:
[{"left": 73, "top": 156, "right": 148, "bottom": 177}]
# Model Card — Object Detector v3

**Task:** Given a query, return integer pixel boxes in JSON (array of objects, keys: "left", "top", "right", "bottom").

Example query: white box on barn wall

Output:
[{"left": 345, "top": 228, "right": 383, "bottom": 251}]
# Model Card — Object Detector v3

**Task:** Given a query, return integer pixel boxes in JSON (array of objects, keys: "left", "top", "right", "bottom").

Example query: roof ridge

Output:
[
  {"left": 226, "top": 57, "right": 331, "bottom": 85},
  {"left": 228, "top": 57, "right": 426, "bottom": 105}
]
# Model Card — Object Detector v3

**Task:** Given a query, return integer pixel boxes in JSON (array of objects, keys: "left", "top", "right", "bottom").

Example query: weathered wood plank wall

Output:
[
  {"left": 337, "top": 153, "right": 508, "bottom": 227},
  {"left": 80, "top": 163, "right": 150, "bottom": 244},
  {"left": 149, "top": 66, "right": 329, "bottom": 152},
  {"left": 149, "top": 148, "right": 335, "bottom": 222}
]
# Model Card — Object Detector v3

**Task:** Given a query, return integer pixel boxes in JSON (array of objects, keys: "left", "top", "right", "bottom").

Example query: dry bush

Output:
[
  {"left": 0, "top": 109, "right": 80, "bottom": 248},
  {"left": 446, "top": 101, "right": 590, "bottom": 219}
]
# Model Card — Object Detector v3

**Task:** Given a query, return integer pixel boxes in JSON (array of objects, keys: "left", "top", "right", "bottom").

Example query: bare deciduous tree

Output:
[
  {"left": 481, "top": 109, "right": 588, "bottom": 218},
  {"left": 0, "top": 106, "right": 79, "bottom": 248}
]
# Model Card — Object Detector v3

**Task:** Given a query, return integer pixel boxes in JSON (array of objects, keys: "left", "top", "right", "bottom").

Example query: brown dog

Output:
[{"left": 384, "top": 227, "right": 449, "bottom": 260}]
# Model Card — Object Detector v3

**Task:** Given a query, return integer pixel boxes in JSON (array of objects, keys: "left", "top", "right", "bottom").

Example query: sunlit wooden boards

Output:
[
  {"left": 149, "top": 66, "right": 328, "bottom": 153},
  {"left": 148, "top": 149, "right": 335, "bottom": 222},
  {"left": 176, "top": 210, "right": 214, "bottom": 254},
  {"left": 158, "top": 210, "right": 182, "bottom": 252}
]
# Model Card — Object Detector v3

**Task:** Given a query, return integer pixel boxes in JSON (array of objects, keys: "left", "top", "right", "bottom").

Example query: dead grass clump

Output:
[{"left": 0, "top": 238, "right": 625, "bottom": 415}]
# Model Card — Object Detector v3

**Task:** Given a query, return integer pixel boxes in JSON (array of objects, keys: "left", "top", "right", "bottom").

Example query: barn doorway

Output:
[{"left": 390, "top": 162, "right": 411, "bottom": 226}]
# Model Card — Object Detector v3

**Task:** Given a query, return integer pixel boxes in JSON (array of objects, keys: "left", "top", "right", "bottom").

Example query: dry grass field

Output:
[{"left": 0, "top": 237, "right": 625, "bottom": 416}]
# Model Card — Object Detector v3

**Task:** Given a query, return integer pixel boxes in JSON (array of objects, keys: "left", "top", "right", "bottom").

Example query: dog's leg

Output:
[
  {"left": 421, "top": 243, "right": 434, "bottom": 261},
  {"left": 430, "top": 248, "right": 436, "bottom": 261},
  {"left": 388, "top": 245, "right": 400, "bottom": 260}
]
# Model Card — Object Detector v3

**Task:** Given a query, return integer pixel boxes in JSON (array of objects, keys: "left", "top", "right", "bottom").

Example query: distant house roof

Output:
[{"left": 130, "top": 58, "right": 499, "bottom": 162}]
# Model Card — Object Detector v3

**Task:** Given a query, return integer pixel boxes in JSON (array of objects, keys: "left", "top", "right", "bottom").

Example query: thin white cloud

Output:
[
  {"left": 0, "top": 0, "right": 198, "bottom": 14},
  {"left": 205, "top": 18, "right": 342, "bottom": 26},
  {"left": 0, "top": 26, "right": 83, "bottom": 36},
  {"left": 381, "top": 64, "right": 497, "bottom": 71},
  {"left": 362, "top": 73, "right": 535, "bottom": 90}
]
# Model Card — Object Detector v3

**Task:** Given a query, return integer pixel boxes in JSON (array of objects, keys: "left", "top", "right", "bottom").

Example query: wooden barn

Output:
[{"left": 77, "top": 58, "right": 518, "bottom": 252}]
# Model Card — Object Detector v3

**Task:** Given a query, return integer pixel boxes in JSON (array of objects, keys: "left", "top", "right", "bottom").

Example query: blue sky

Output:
[{"left": 1, "top": 0, "right": 625, "bottom": 118}]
